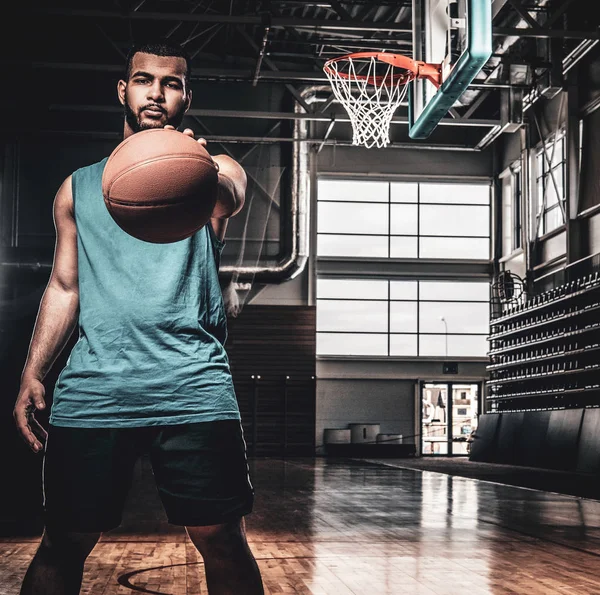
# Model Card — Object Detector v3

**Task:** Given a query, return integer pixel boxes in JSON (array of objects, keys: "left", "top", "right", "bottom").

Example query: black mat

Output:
[{"left": 360, "top": 456, "right": 600, "bottom": 500}]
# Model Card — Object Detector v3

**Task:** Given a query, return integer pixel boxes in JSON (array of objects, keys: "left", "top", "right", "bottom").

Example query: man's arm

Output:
[
  {"left": 13, "top": 175, "right": 80, "bottom": 452},
  {"left": 210, "top": 154, "right": 247, "bottom": 242}
]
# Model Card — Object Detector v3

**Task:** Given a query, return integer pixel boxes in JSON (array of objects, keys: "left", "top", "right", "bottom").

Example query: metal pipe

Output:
[
  {"left": 30, "top": 129, "right": 482, "bottom": 150},
  {"left": 252, "top": 23, "right": 271, "bottom": 87}
]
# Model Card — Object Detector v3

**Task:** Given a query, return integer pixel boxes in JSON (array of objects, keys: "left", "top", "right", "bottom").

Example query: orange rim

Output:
[{"left": 323, "top": 52, "right": 443, "bottom": 87}]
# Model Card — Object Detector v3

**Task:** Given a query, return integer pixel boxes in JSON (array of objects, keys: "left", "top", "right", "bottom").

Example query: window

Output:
[
  {"left": 535, "top": 132, "right": 566, "bottom": 236},
  {"left": 317, "top": 179, "right": 491, "bottom": 259},
  {"left": 501, "top": 163, "right": 522, "bottom": 256},
  {"left": 316, "top": 279, "right": 490, "bottom": 358},
  {"left": 513, "top": 168, "right": 522, "bottom": 250}
]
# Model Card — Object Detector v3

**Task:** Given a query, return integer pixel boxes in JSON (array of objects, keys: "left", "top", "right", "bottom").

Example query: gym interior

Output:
[{"left": 1, "top": 1, "right": 599, "bottom": 593}]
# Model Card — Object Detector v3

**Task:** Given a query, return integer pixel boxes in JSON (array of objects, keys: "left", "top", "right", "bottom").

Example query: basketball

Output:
[{"left": 101, "top": 128, "right": 219, "bottom": 243}]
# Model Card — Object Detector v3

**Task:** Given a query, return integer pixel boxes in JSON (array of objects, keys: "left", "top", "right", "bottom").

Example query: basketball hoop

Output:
[{"left": 323, "top": 52, "right": 443, "bottom": 149}]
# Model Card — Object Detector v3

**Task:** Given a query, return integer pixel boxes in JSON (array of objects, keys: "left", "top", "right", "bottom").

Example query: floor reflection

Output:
[{"left": 2, "top": 457, "right": 599, "bottom": 594}]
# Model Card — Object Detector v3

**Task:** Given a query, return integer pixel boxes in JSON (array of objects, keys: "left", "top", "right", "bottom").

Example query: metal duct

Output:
[{"left": 219, "top": 99, "right": 310, "bottom": 283}]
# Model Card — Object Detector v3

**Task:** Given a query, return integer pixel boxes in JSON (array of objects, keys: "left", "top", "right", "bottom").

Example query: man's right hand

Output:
[{"left": 14, "top": 378, "right": 48, "bottom": 453}]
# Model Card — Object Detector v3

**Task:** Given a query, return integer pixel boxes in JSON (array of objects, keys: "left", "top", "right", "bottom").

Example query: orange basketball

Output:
[{"left": 101, "top": 128, "right": 219, "bottom": 243}]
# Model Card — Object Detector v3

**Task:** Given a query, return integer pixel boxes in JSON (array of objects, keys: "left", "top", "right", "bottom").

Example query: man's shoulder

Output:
[{"left": 73, "top": 156, "right": 110, "bottom": 177}]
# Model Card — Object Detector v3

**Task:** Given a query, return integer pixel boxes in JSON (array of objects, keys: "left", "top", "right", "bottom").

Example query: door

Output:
[
  {"left": 450, "top": 383, "right": 480, "bottom": 455},
  {"left": 421, "top": 381, "right": 481, "bottom": 456}
]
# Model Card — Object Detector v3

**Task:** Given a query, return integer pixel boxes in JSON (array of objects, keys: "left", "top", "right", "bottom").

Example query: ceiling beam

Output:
[
  {"left": 37, "top": 8, "right": 414, "bottom": 33},
  {"left": 33, "top": 8, "right": 599, "bottom": 39},
  {"left": 48, "top": 104, "right": 501, "bottom": 128},
  {"left": 5, "top": 61, "right": 540, "bottom": 87}
]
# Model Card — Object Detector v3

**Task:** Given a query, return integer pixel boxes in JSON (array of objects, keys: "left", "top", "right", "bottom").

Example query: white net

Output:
[{"left": 323, "top": 55, "right": 413, "bottom": 149}]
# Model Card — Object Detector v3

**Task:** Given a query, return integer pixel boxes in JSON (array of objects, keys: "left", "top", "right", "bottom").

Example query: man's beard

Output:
[{"left": 124, "top": 100, "right": 185, "bottom": 133}]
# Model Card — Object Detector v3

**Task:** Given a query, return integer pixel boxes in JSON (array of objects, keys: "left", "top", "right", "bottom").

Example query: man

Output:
[{"left": 13, "top": 39, "right": 264, "bottom": 595}]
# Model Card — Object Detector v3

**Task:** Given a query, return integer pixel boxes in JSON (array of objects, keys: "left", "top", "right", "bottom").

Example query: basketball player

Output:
[{"left": 13, "top": 39, "right": 264, "bottom": 595}]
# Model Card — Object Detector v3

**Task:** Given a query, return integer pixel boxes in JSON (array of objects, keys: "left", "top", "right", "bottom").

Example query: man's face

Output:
[{"left": 118, "top": 52, "right": 191, "bottom": 133}]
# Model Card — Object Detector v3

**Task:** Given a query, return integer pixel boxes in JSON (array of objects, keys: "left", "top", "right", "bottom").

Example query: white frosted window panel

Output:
[
  {"left": 390, "top": 334, "right": 418, "bottom": 356},
  {"left": 544, "top": 207, "right": 563, "bottom": 234},
  {"left": 390, "top": 236, "right": 418, "bottom": 258},
  {"left": 317, "top": 278, "right": 388, "bottom": 300},
  {"left": 545, "top": 175, "right": 560, "bottom": 207},
  {"left": 537, "top": 150, "right": 545, "bottom": 170},
  {"left": 419, "top": 302, "right": 489, "bottom": 334},
  {"left": 317, "top": 234, "right": 389, "bottom": 257},
  {"left": 317, "top": 179, "right": 389, "bottom": 202},
  {"left": 420, "top": 334, "right": 488, "bottom": 357},
  {"left": 391, "top": 204, "right": 418, "bottom": 235},
  {"left": 537, "top": 178, "right": 544, "bottom": 216},
  {"left": 420, "top": 205, "right": 489, "bottom": 237},
  {"left": 420, "top": 237, "right": 490, "bottom": 259},
  {"left": 502, "top": 177, "right": 512, "bottom": 256},
  {"left": 390, "top": 281, "right": 418, "bottom": 300},
  {"left": 390, "top": 182, "right": 418, "bottom": 203},
  {"left": 390, "top": 302, "right": 418, "bottom": 332},
  {"left": 550, "top": 166, "right": 564, "bottom": 202},
  {"left": 419, "top": 281, "right": 490, "bottom": 302},
  {"left": 317, "top": 299, "right": 388, "bottom": 332},
  {"left": 317, "top": 333, "right": 388, "bottom": 356},
  {"left": 420, "top": 184, "right": 490, "bottom": 205},
  {"left": 549, "top": 139, "right": 564, "bottom": 167},
  {"left": 318, "top": 202, "right": 388, "bottom": 234}
]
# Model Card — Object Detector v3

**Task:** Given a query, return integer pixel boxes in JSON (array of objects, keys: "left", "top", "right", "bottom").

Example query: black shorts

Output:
[{"left": 42, "top": 419, "right": 254, "bottom": 533}]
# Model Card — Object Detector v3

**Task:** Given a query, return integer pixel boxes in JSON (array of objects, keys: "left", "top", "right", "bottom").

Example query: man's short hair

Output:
[{"left": 124, "top": 39, "right": 192, "bottom": 87}]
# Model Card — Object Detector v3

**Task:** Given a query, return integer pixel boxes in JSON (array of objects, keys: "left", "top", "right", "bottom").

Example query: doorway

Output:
[{"left": 420, "top": 382, "right": 481, "bottom": 456}]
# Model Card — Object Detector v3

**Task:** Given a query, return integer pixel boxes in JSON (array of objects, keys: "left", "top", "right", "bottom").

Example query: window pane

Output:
[
  {"left": 390, "top": 281, "right": 418, "bottom": 300},
  {"left": 550, "top": 139, "right": 564, "bottom": 166},
  {"left": 420, "top": 184, "right": 490, "bottom": 205},
  {"left": 552, "top": 166, "right": 565, "bottom": 201},
  {"left": 318, "top": 179, "right": 389, "bottom": 202},
  {"left": 544, "top": 206, "right": 563, "bottom": 234},
  {"left": 317, "top": 234, "right": 389, "bottom": 257},
  {"left": 318, "top": 202, "right": 388, "bottom": 234},
  {"left": 317, "top": 279, "right": 388, "bottom": 300},
  {"left": 419, "top": 302, "right": 489, "bottom": 334},
  {"left": 317, "top": 333, "right": 388, "bottom": 356},
  {"left": 419, "top": 281, "right": 490, "bottom": 302},
  {"left": 390, "top": 302, "right": 418, "bottom": 332},
  {"left": 420, "top": 205, "right": 489, "bottom": 237},
  {"left": 391, "top": 183, "right": 418, "bottom": 203},
  {"left": 536, "top": 151, "right": 545, "bottom": 175},
  {"left": 390, "top": 236, "right": 418, "bottom": 258},
  {"left": 537, "top": 180, "right": 544, "bottom": 215},
  {"left": 502, "top": 177, "right": 512, "bottom": 256},
  {"left": 545, "top": 175, "right": 559, "bottom": 206},
  {"left": 390, "top": 334, "right": 418, "bottom": 356},
  {"left": 420, "top": 237, "right": 489, "bottom": 259},
  {"left": 391, "top": 204, "right": 418, "bottom": 235},
  {"left": 317, "top": 300, "right": 388, "bottom": 332},
  {"left": 420, "top": 334, "right": 488, "bottom": 357}
]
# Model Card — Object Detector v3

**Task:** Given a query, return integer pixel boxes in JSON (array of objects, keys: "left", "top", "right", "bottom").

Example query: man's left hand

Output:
[{"left": 164, "top": 124, "right": 207, "bottom": 148}]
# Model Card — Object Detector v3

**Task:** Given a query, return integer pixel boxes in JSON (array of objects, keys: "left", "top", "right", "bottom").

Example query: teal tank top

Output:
[{"left": 50, "top": 157, "right": 241, "bottom": 427}]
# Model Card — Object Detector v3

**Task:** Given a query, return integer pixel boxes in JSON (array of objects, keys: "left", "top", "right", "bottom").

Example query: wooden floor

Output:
[{"left": 2, "top": 457, "right": 600, "bottom": 594}]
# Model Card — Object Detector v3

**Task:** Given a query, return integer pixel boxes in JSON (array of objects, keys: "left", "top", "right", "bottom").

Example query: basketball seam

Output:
[
  {"left": 107, "top": 195, "right": 211, "bottom": 207},
  {"left": 105, "top": 154, "right": 217, "bottom": 195}
]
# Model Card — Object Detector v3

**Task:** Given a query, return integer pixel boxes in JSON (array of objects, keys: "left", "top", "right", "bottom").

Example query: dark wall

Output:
[{"left": 227, "top": 305, "right": 316, "bottom": 457}]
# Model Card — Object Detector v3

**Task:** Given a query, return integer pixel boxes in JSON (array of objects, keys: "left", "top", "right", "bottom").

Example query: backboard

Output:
[{"left": 409, "top": 0, "right": 492, "bottom": 139}]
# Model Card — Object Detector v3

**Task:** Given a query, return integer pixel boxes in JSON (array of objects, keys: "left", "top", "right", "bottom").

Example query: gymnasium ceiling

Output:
[{"left": 1, "top": 0, "right": 598, "bottom": 149}]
